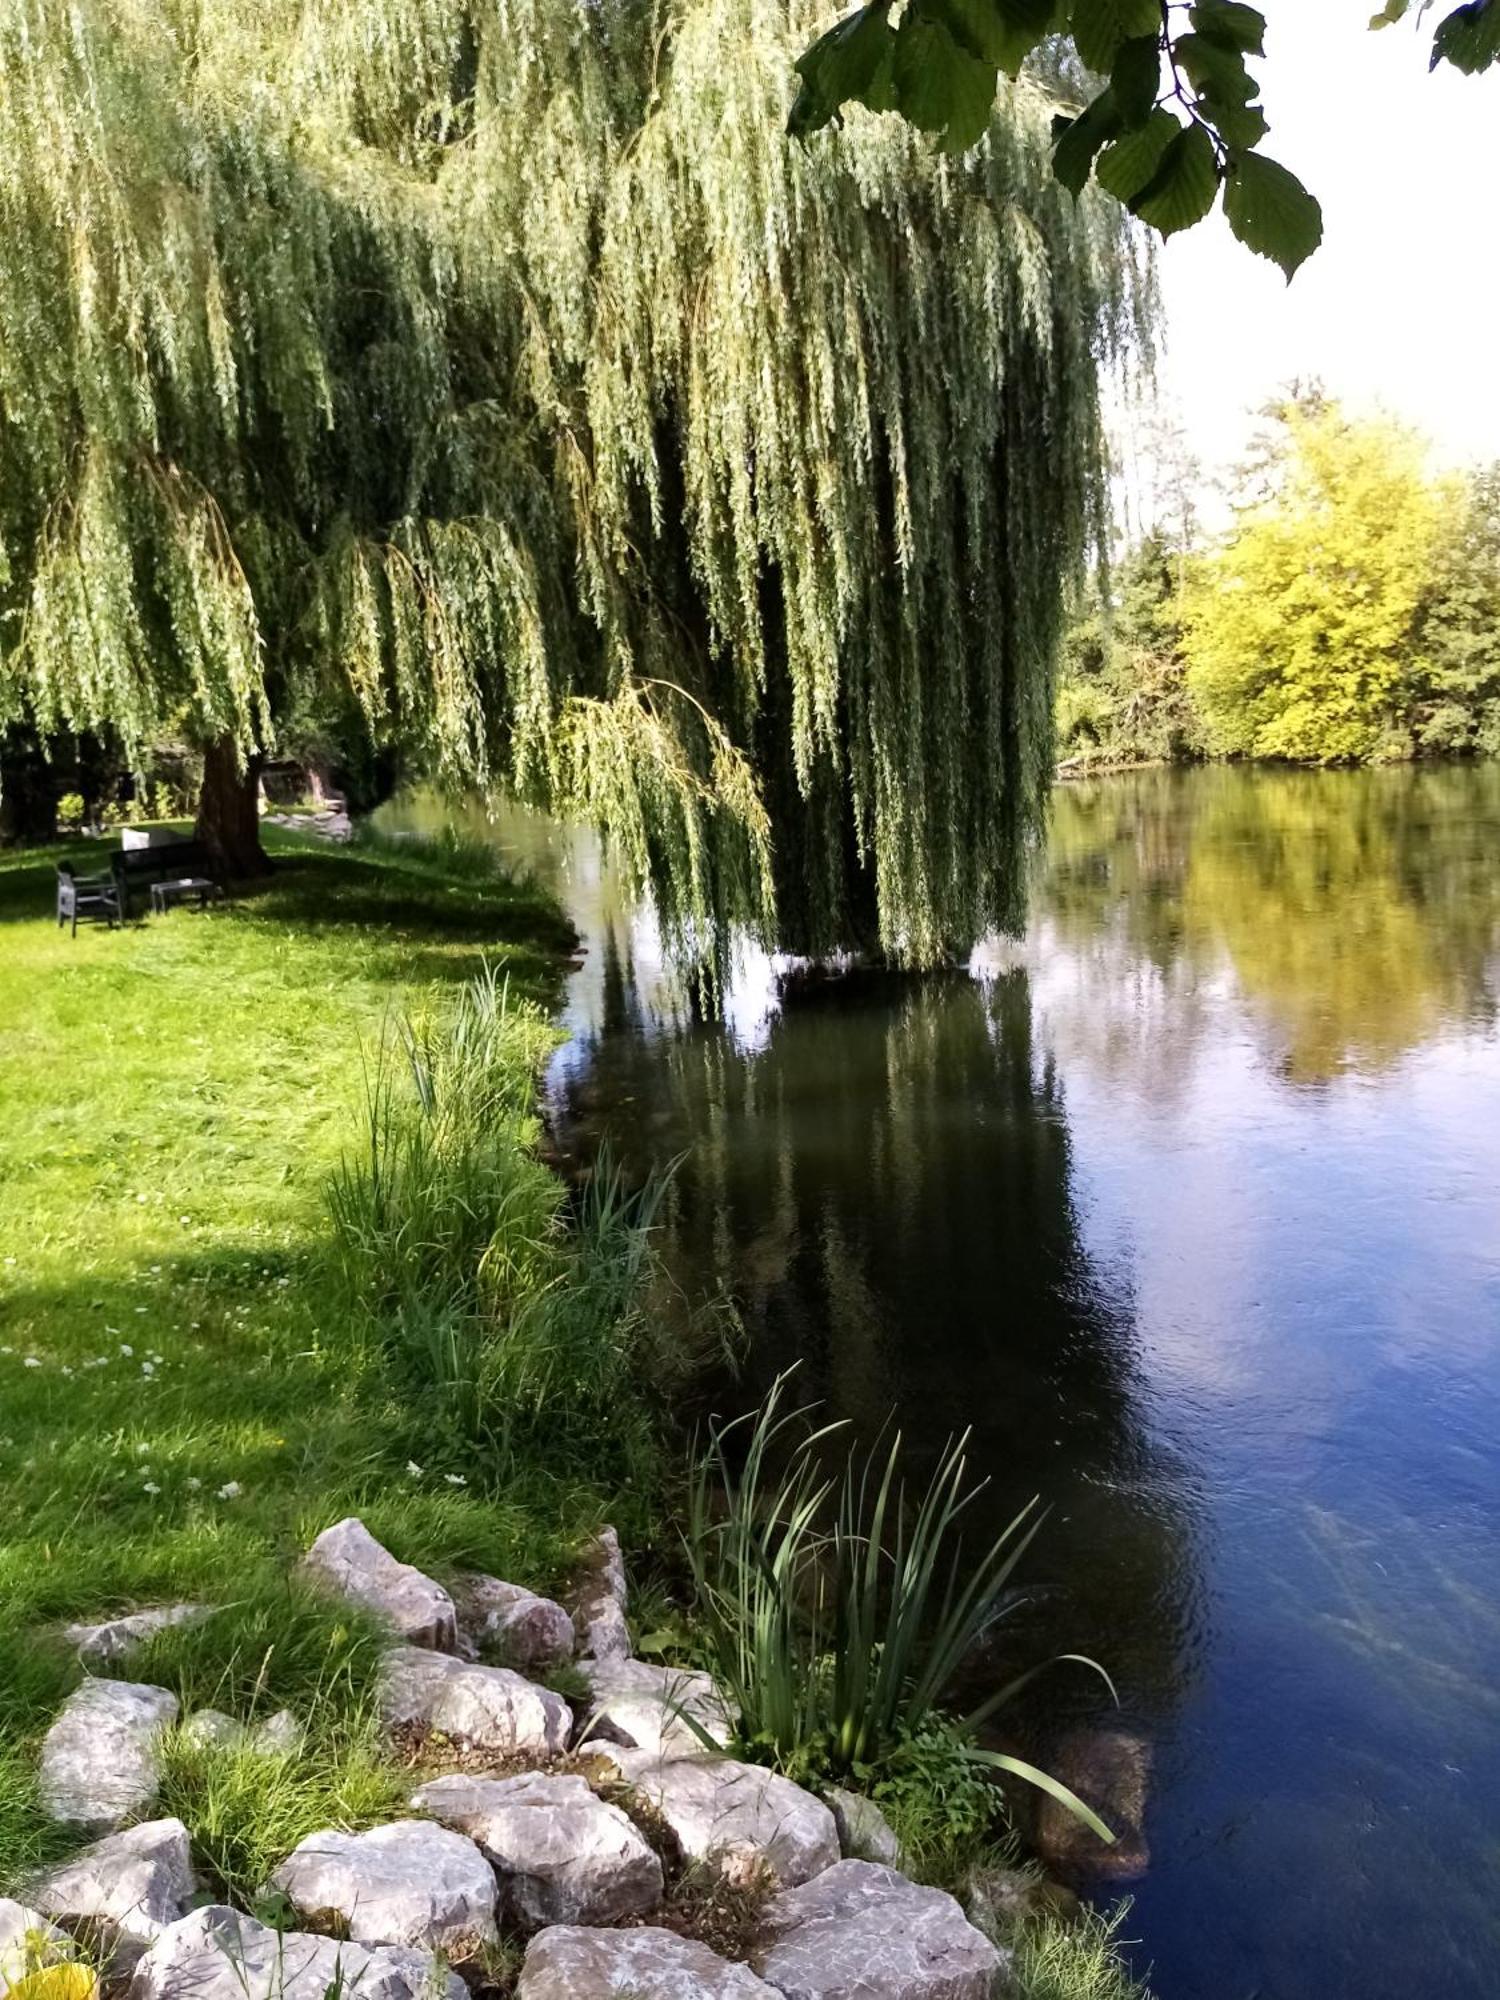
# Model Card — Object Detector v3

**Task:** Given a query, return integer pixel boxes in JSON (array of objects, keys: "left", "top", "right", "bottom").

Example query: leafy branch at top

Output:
[{"left": 791, "top": 0, "right": 1498, "bottom": 280}]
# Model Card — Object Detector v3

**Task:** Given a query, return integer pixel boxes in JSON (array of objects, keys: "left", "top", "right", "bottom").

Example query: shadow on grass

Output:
[{"left": 0, "top": 839, "right": 576, "bottom": 992}]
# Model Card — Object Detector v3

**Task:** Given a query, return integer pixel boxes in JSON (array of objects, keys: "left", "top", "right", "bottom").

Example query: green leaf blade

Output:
[
  {"left": 1131, "top": 121, "right": 1220, "bottom": 235},
  {"left": 1224, "top": 150, "right": 1324, "bottom": 279}
]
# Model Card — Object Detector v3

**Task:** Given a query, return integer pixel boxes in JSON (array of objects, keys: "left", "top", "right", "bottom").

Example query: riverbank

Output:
[{"left": 0, "top": 830, "right": 1149, "bottom": 1999}]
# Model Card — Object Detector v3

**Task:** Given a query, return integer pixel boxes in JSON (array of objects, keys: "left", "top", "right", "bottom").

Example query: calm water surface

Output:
[{"left": 380, "top": 764, "right": 1500, "bottom": 2000}]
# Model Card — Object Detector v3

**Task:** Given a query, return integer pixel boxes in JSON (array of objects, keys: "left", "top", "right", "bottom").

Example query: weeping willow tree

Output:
[{"left": 0, "top": 0, "right": 1151, "bottom": 965}]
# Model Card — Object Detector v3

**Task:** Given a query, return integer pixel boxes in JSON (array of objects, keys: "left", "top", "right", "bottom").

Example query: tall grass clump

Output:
[
  {"left": 685, "top": 1376, "right": 1115, "bottom": 1838},
  {"left": 1012, "top": 1903, "right": 1154, "bottom": 2000},
  {"left": 327, "top": 967, "right": 695, "bottom": 1492}
]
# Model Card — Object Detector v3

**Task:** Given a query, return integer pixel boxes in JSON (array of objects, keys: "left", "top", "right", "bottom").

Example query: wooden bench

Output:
[{"left": 110, "top": 840, "right": 222, "bottom": 919}]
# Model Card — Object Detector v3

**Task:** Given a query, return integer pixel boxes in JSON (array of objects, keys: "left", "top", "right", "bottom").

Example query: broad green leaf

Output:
[
  {"left": 1189, "top": 0, "right": 1267, "bottom": 54},
  {"left": 1430, "top": 0, "right": 1500, "bottom": 72},
  {"left": 1369, "top": 0, "right": 1412, "bottom": 21},
  {"left": 1070, "top": 0, "right": 1160, "bottom": 73},
  {"left": 1211, "top": 99, "right": 1269, "bottom": 148},
  {"left": 790, "top": 4, "right": 895, "bottom": 134},
  {"left": 893, "top": 17, "right": 997, "bottom": 148},
  {"left": 1174, "top": 31, "right": 1258, "bottom": 103},
  {"left": 1051, "top": 86, "right": 1123, "bottom": 194},
  {"left": 1096, "top": 107, "right": 1179, "bottom": 201},
  {"left": 996, "top": 0, "right": 1065, "bottom": 32},
  {"left": 1110, "top": 34, "right": 1162, "bottom": 124},
  {"left": 932, "top": 0, "right": 1035, "bottom": 71},
  {"left": 1131, "top": 120, "right": 1220, "bottom": 234},
  {"left": 1224, "top": 149, "right": 1324, "bottom": 278}
]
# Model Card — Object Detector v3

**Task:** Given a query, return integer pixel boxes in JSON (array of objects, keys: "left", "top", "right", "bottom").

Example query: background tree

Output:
[
  {"left": 1057, "top": 533, "right": 1201, "bottom": 769},
  {"left": 1180, "top": 400, "right": 1451, "bottom": 764},
  {"left": 0, "top": 0, "right": 1149, "bottom": 968},
  {"left": 1411, "top": 464, "right": 1500, "bottom": 756}
]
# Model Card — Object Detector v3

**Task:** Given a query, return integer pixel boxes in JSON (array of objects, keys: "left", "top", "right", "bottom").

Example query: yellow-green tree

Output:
[{"left": 1182, "top": 401, "right": 1453, "bottom": 765}]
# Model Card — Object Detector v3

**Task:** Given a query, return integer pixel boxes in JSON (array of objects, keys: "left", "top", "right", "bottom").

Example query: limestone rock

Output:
[
  {"left": 0, "top": 1900, "right": 73, "bottom": 1993},
  {"left": 825, "top": 1788, "right": 903, "bottom": 1869},
  {"left": 379, "top": 1647, "right": 570, "bottom": 1755},
  {"left": 411, "top": 1772, "right": 662, "bottom": 1928},
  {"left": 269, "top": 1821, "right": 497, "bottom": 1954},
  {"left": 39, "top": 1681, "right": 179, "bottom": 1829},
  {"left": 753, "top": 1860, "right": 1006, "bottom": 2000},
  {"left": 578, "top": 1657, "right": 730, "bottom": 1759},
  {"left": 30, "top": 1819, "right": 196, "bottom": 1970},
  {"left": 517, "top": 1925, "right": 778, "bottom": 1999},
  {"left": 568, "top": 1528, "right": 630, "bottom": 1662},
  {"left": 180, "top": 1709, "right": 303, "bottom": 1758},
  {"left": 61, "top": 1607, "right": 211, "bottom": 1669},
  {"left": 1033, "top": 1729, "right": 1151, "bottom": 1883},
  {"left": 610, "top": 1752, "right": 837, "bottom": 1889},
  {"left": 127, "top": 1907, "right": 465, "bottom": 2000},
  {"left": 962, "top": 1865, "right": 1080, "bottom": 1939},
  {"left": 302, "top": 1520, "right": 457, "bottom": 1652},
  {"left": 452, "top": 1576, "right": 574, "bottom": 1673}
]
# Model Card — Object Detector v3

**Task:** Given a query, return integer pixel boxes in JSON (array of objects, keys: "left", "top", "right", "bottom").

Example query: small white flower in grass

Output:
[
  {"left": 443, "top": 1473, "right": 467, "bottom": 1487},
  {"left": 149, "top": 1265, "right": 161, "bottom": 1275},
  {"left": 142, "top": 1481, "right": 160, "bottom": 1496},
  {"left": 179, "top": 1216, "right": 190, "bottom": 1225},
  {"left": 60, "top": 1366, "right": 73, "bottom": 1377},
  {"left": 186, "top": 1477, "right": 201, "bottom": 1491},
  {"left": 141, "top": 1363, "right": 155, "bottom": 1377},
  {"left": 217, "top": 1481, "right": 242, "bottom": 1501},
  {"left": 407, "top": 1461, "right": 423, "bottom": 1476},
  {"left": 136, "top": 1442, "right": 151, "bottom": 1454},
  {"left": 134, "top": 1306, "right": 148, "bottom": 1315},
  {"left": 0, "top": 1346, "right": 11, "bottom": 1355},
  {"left": 119, "top": 1344, "right": 133, "bottom": 1356},
  {"left": 23, "top": 1357, "right": 40, "bottom": 1369}
]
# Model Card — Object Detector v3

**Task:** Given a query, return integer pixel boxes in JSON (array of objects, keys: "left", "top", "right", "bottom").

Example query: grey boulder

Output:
[
  {"left": 269, "top": 1821, "right": 497, "bottom": 1953},
  {"left": 517, "top": 1925, "right": 778, "bottom": 1999},
  {"left": 302, "top": 1519, "right": 457, "bottom": 1652},
  {"left": 610, "top": 1752, "right": 837, "bottom": 1889},
  {"left": 61, "top": 1606, "right": 212, "bottom": 1669},
  {"left": 412, "top": 1771, "right": 661, "bottom": 1928},
  {"left": 180, "top": 1709, "right": 303, "bottom": 1758},
  {"left": 29, "top": 1818, "right": 196, "bottom": 1970},
  {"left": 825, "top": 1788, "right": 903, "bottom": 1869},
  {"left": 578, "top": 1657, "right": 730, "bottom": 1759},
  {"left": 752, "top": 1860, "right": 1006, "bottom": 2000},
  {"left": 453, "top": 1575, "right": 575, "bottom": 1673},
  {"left": 0, "top": 1900, "right": 72, "bottom": 1991},
  {"left": 127, "top": 1907, "right": 466, "bottom": 2000},
  {"left": 39, "top": 1680, "right": 179, "bottom": 1829},
  {"left": 379, "top": 1647, "right": 570, "bottom": 1755},
  {"left": 568, "top": 1528, "right": 630, "bottom": 1662}
]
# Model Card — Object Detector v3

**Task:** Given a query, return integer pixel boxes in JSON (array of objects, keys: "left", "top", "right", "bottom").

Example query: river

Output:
[{"left": 376, "top": 762, "right": 1500, "bottom": 2000}]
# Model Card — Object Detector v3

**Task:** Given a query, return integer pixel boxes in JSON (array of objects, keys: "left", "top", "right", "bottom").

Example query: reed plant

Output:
[{"left": 684, "top": 1376, "right": 1116, "bottom": 1839}]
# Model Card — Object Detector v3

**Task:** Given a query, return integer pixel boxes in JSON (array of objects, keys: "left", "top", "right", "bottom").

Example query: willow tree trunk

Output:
[{"left": 195, "top": 738, "right": 270, "bottom": 877}]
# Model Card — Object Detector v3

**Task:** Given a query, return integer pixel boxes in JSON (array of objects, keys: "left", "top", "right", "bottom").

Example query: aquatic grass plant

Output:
[
  {"left": 1012, "top": 1902, "right": 1153, "bottom": 2000},
  {"left": 684, "top": 1376, "right": 1115, "bottom": 1838}
]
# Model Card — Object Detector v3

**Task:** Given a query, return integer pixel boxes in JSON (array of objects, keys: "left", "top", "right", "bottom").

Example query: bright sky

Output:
[{"left": 1145, "top": 0, "right": 1499, "bottom": 502}]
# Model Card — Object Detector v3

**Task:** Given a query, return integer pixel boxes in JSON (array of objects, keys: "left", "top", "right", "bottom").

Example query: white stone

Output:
[
  {"left": 29, "top": 1819, "right": 196, "bottom": 1970},
  {"left": 608, "top": 1753, "right": 837, "bottom": 1889},
  {"left": 517, "top": 1926, "right": 778, "bottom": 1999},
  {"left": 302, "top": 1520, "right": 457, "bottom": 1651},
  {"left": 39, "top": 1681, "right": 179, "bottom": 1829},
  {"left": 568, "top": 1528, "right": 631, "bottom": 1662},
  {"left": 379, "top": 1647, "right": 570, "bottom": 1755},
  {"left": 269, "top": 1821, "right": 497, "bottom": 1953},
  {"left": 411, "top": 1772, "right": 662, "bottom": 1929},
  {"left": 61, "top": 1607, "right": 211, "bottom": 1669},
  {"left": 0, "top": 1900, "right": 72, "bottom": 1993},
  {"left": 453, "top": 1576, "right": 574, "bottom": 1673},
  {"left": 752, "top": 1860, "right": 1005, "bottom": 2000},
  {"left": 181, "top": 1709, "right": 303, "bottom": 1758},
  {"left": 825, "top": 1788, "right": 903, "bottom": 1869},
  {"left": 127, "top": 1907, "right": 465, "bottom": 2000},
  {"left": 578, "top": 1657, "right": 730, "bottom": 1758}
]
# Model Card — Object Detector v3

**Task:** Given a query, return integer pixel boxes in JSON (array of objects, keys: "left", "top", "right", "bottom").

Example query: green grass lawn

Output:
[{"left": 0, "top": 827, "right": 624, "bottom": 1885}]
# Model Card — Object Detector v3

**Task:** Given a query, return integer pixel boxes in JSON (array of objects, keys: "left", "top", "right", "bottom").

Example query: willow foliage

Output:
[{"left": 0, "top": 0, "right": 1152, "bottom": 964}]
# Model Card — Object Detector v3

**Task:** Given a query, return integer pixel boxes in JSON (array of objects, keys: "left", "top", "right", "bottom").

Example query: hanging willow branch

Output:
[{"left": 0, "top": 0, "right": 1153, "bottom": 965}]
